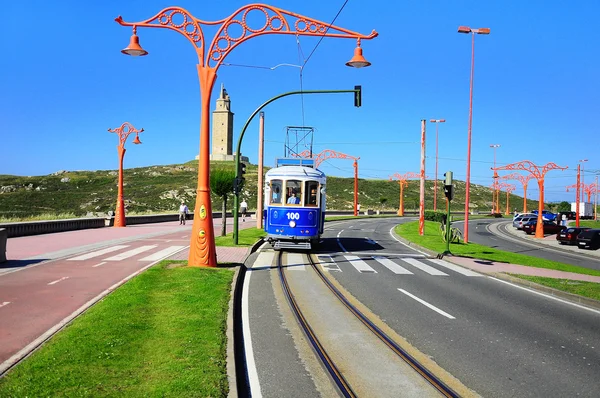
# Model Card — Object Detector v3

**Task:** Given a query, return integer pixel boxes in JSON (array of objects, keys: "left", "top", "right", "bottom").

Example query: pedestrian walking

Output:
[
  {"left": 179, "top": 201, "right": 189, "bottom": 225},
  {"left": 240, "top": 199, "right": 248, "bottom": 222}
]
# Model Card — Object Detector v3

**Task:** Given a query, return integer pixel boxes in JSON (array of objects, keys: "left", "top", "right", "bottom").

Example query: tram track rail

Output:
[{"left": 276, "top": 250, "right": 460, "bottom": 398}]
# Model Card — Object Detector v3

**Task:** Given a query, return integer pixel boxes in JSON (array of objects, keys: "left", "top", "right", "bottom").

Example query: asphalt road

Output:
[
  {"left": 318, "top": 217, "right": 600, "bottom": 397},
  {"left": 457, "top": 218, "right": 600, "bottom": 271}
]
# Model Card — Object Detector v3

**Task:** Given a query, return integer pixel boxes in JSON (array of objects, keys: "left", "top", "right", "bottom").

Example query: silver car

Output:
[{"left": 514, "top": 215, "right": 539, "bottom": 230}]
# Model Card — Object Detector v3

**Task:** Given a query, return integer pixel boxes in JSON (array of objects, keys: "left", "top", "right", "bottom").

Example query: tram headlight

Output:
[{"left": 289, "top": 220, "right": 296, "bottom": 228}]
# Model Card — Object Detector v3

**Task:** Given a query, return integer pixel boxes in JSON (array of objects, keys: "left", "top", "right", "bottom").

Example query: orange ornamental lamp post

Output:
[
  {"left": 429, "top": 119, "right": 445, "bottom": 211},
  {"left": 108, "top": 122, "right": 143, "bottom": 228},
  {"left": 497, "top": 182, "right": 515, "bottom": 215},
  {"left": 458, "top": 25, "right": 490, "bottom": 243},
  {"left": 299, "top": 149, "right": 360, "bottom": 216},
  {"left": 498, "top": 172, "right": 534, "bottom": 213},
  {"left": 116, "top": 6, "right": 377, "bottom": 266},
  {"left": 579, "top": 159, "right": 588, "bottom": 203},
  {"left": 390, "top": 172, "right": 421, "bottom": 216},
  {"left": 566, "top": 182, "right": 596, "bottom": 204},
  {"left": 493, "top": 161, "right": 567, "bottom": 238},
  {"left": 490, "top": 144, "right": 500, "bottom": 213}
]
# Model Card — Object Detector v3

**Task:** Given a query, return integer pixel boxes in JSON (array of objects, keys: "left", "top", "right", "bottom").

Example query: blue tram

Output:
[{"left": 264, "top": 158, "right": 326, "bottom": 250}]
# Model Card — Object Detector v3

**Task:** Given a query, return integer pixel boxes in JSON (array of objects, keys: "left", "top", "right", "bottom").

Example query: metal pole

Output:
[
  {"left": 595, "top": 175, "right": 598, "bottom": 221},
  {"left": 576, "top": 164, "right": 580, "bottom": 227},
  {"left": 233, "top": 88, "right": 361, "bottom": 244},
  {"left": 445, "top": 197, "right": 451, "bottom": 254},
  {"left": 434, "top": 123, "right": 439, "bottom": 211},
  {"left": 464, "top": 32, "right": 475, "bottom": 243},
  {"left": 353, "top": 159, "right": 358, "bottom": 216},
  {"left": 256, "top": 112, "right": 265, "bottom": 229},
  {"left": 419, "top": 120, "right": 426, "bottom": 236}
]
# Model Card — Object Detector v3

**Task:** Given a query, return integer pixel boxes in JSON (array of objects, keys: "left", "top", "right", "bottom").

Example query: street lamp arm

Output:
[
  {"left": 207, "top": 4, "right": 377, "bottom": 69},
  {"left": 116, "top": 9, "right": 206, "bottom": 63},
  {"left": 108, "top": 122, "right": 144, "bottom": 147}
]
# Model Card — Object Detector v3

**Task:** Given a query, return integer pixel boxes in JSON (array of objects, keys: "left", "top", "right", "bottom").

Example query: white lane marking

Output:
[
  {"left": 243, "top": 252, "right": 273, "bottom": 398},
  {"left": 429, "top": 259, "right": 482, "bottom": 277},
  {"left": 365, "top": 238, "right": 377, "bottom": 245},
  {"left": 388, "top": 226, "right": 430, "bottom": 256},
  {"left": 398, "top": 289, "right": 455, "bottom": 319},
  {"left": 103, "top": 245, "right": 157, "bottom": 261},
  {"left": 67, "top": 245, "right": 129, "bottom": 261},
  {"left": 317, "top": 255, "right": 341, "bottom": 272},
  {"left": 491, "top": 277, "right": 600, "bottom": 315},
  {"left": 401, "top": 258, "right": 448, "bottom": 276},
  {"left": 0, "top": 246, "right": 187, "bottom": 377},
  {"left": 138, "top": 246, "right": 186, "bottom": 262},
  {"left": 91, "top": 262, "right": 107, "bottom": 268},
  {"left": 372, "top": 256, "right": 413, "bottom": 274},
  {"left": 336, "top": 230, "right": 349, "bottom": 253},
  {"left": 286, "top": 253, "right": 306, "bottom": 271},
  {"left": 48, "top": 277, "right": 69, "bottom": 286},
  {"left": 343, "top": 255, "right": 377, "bottom": 273},
  {"left": 0, "top": 302, "right": 10, "bottom": 309}
]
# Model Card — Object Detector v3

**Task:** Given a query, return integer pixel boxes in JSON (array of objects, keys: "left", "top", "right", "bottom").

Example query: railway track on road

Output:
[{"left": 276, "top": 250, "right": 461, "bottom": 397}]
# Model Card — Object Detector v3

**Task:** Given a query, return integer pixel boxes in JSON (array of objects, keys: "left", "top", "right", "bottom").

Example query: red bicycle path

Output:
[{"left": 0, "top": 217, "right": 255, "bottom": 374}]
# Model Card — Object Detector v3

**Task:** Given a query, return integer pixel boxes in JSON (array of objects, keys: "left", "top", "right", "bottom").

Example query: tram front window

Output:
[
  {"left": 305, "top": 181, "right": 319, "bottom": 206},
  {"left": 270, "top": 180, "right": 282, "bottom": 204},
  {"left": 286, "top": 180, "right": 302, "bottom": 205}
]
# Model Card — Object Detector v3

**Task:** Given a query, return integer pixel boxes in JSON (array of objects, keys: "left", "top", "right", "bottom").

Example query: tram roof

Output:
[{"left": 265, "top": 166, "right": 326, "bottom": 180}]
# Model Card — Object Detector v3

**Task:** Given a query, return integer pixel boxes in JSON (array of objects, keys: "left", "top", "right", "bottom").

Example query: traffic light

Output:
[
  {"left": 444, "top": 171, "right": 454, "bottom": 201},
  {"left": 234, "top": 162, "right": 246, "bottom": 195},
  {"left": 354, "top": 85, "right": 362, "bottom": 108},
  {"left": 238, "top": 162, "right": 246, "bottom": 178}
]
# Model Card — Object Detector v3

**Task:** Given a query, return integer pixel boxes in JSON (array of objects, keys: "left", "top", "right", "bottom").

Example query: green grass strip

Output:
[
  {"left": 395, "top": 221, "right": 600, "bottom": 277},
  {"left": 510, "top": 275, "right": 600, "bottom": 301},
  {"left": 0, "top": 261, "right": 234, "bottom": 397},
  {"left": 214, "top": 226, "right": 266, "bottom": 247}
]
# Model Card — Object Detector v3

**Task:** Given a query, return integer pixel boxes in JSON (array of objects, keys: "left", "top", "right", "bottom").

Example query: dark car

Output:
[
  {"left": 522, "top": 220, "right": 566, "bottom": 235},
  {"left": 576, "top": 229, "right": 600, "bottom": 250},
  {"left": 556, "top": 227, "right": 592, "bottom": 245}
]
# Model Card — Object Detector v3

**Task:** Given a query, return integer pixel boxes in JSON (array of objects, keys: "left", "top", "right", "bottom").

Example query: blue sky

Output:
[{"left": 1, "top": 0, "right": 599, "bottom": 203}]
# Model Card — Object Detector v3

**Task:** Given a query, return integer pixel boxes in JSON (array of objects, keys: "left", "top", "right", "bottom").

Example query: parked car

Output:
[
  {"left": 513, "top": 215, "right": 539, "bottom": 230},
  {"left": 556, "top": 227, "right": 592, "bottom": 245},
  {"left": 522, "top": 220, "right": 565, "bottom": 235},
  {"left": 576, "top": 229, "right": 600, "bottom": 250},
  {"left": 531, "top": 210, "right": 556, "bottom": 222}
]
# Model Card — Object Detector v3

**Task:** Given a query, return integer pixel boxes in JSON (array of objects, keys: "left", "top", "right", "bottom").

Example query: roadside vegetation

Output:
[
  {"left": 0, "top": 261, "right": 234, "bottom": 397},
  {"left": 395, "top": 220, "right": 600, "bottom": 276},
  {"left": 395, "top": 220, "right": 600, "bottom": 301},
  {"left": 578, "top": 220, "right": 600, "bottom": 229},
  {"left": 214, "top": 226, "right": 266, "bottom": 247}
]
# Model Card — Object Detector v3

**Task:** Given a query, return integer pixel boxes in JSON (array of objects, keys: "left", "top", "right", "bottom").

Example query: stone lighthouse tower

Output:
[{"left": 210, "top": 84, "right": 235, "bottom": 161}]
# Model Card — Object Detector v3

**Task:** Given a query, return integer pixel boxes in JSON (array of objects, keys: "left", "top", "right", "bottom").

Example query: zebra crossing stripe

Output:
[
  {"left": 343, "top": 255, "right": 377, "bottom": 273},
  {"left": 138, "top": 246, "right": 186, "bottom": 262},
  {"left": 429, "top": 259, "right": 482, "bottom": 277},
  {"left": 372, "top": 256, "right": 413, "bottom": 274},
  {"left": 68, "top": 245, "right": 129, "bottom": 261},
  {"left": 104, "top": 246, "right": 157, "bottom": 261},
  {"left": 286, "top": 253, "right": 306, "bottom": 271},
  {"left": 317, "top": 255, "right": 341, "bottom": 272},
  {"left": 400, "top": 258, "right": 448, "bottom": 276}
]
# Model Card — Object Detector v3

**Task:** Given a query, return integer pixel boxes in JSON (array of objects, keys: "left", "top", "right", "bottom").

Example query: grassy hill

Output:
[{"left": 0, "top": 160, "right": 538, "bottom": 221}]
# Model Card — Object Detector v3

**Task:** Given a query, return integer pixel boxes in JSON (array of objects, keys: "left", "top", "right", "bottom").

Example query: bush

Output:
[{"left": 424, "top": 210, "right": 446, "bottom": 223}]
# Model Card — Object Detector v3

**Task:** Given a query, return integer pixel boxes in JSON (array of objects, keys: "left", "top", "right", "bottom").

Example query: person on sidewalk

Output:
[
  {"left": 240, "top": 199, "right": 248, "bottom": 222},
  {"left": 179, "top": 201, "right": 189, "bottom": 225}
]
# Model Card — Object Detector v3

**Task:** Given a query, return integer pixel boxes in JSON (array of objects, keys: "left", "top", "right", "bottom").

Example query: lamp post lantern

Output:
[
  {"left": 108, "top": 122, "right": 143, "bottom": 228},
  {"left": 116, "top": 6, "right": 377, "bottom": 266},
  {"left": 458, "top": 25, "right": 490, "bottom": 242},
  {"left": 429, "top": 119, "right": 446, "bottom": 211}
]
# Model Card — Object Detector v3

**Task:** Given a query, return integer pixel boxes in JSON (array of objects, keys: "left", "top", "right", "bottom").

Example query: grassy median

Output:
[
  {"left": 395, "top": 220, "right": 600, "bottom": 301},
  {"left": 0, "top": 262, "right": 234, "bottom": 397}
]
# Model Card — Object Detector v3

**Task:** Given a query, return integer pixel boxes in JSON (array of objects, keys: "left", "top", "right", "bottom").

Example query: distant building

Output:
[{"left": 199, "top": 84, "right": 249, "bottom": 163}]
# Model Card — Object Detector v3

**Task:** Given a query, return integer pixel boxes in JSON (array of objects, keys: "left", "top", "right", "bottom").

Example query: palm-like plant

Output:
[{"left": 210, "top": 169, "right": 237, "bottom": 236}]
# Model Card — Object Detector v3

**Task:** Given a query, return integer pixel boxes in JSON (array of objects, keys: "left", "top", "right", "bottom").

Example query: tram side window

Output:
[
  {"left": 286, "top": 180, "right": 302, "bottom": 205},
  {"left": 305, "top": 181, "right": 319, "bottom": 206},
  {"left": 270, "top": 180, "right": 283, "bottom": 204}
]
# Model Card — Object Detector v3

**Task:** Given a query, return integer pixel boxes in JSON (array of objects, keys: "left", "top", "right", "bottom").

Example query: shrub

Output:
[{"left": 424, "top": 210, "right": 446, "bottom": 223}]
